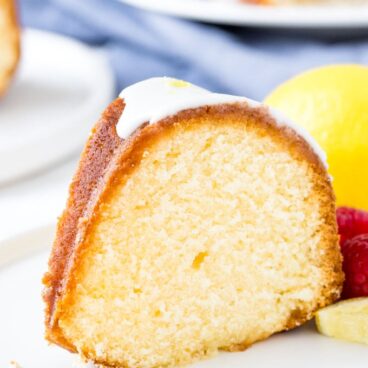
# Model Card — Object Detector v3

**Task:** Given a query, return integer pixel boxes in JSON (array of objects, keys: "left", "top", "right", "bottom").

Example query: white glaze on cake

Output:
[{"left": 117, "top": 77, "right": 327, "bottom": 167}]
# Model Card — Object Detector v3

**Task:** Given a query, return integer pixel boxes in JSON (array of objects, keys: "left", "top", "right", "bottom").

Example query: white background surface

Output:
[{"left": 120, "top": 0, "right": 368, "bottom": 28}]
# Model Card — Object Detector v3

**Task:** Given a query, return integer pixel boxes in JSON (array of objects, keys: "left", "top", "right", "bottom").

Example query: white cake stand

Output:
[{"left": 0, "top": 29, "right": 115, "bottom": 184}]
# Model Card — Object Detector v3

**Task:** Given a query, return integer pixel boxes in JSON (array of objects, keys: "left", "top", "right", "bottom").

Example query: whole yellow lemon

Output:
[{"left": 265, "top": 64, "right": 368, "bottom": 210}]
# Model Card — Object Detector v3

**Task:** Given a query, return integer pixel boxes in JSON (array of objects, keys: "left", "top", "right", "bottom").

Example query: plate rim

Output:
[
  {"left": 0, "top": 223, "right": 55, "bottom": 269},
  {"left": 0, "top": 27, "right": 115, "bottom": 184},
  {"left": 119, "top": 0, "right": 368, "bottom": 28}
]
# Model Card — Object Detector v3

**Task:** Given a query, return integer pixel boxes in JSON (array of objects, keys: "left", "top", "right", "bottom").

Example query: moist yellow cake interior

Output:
[{"left": 58, "top": 115, "right": 335, "bottom": 368}]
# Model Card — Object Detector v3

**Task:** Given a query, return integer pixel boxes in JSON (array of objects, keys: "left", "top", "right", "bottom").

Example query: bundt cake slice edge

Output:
[{"left": 43, "top": 98, "right": 125, "bottom": 350}]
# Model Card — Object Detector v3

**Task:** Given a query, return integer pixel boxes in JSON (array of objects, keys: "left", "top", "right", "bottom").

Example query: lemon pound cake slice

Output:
[
  {"left": 43, "top": 77, "right": 343, "bottom": 368},
  {"left": 0, "top": 0, "right": 19, "bottom": 96}
]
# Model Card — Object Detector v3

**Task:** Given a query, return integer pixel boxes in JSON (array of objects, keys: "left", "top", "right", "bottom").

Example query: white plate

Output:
[
  {"left": 120, "top": 0, "right": 368, "bottom": 28},
  {"left": 0, "top": 29, "right": 115, "bottom": 184},
  {"left": 1, "top": 225, "right": 368, "bottom": 367}
]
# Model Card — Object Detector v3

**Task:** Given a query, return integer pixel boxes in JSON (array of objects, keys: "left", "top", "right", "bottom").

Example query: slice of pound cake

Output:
[
  {"left": 0, "top": 0, "right": 19, "bottom": 96},
  {"left": 43, "top": 78, "right": 343, "bottom": 368}
]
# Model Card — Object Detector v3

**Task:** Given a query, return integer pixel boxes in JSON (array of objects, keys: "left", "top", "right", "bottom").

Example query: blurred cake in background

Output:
[{"left": 0, "top": 0, "right": 20, "bottom": 96}]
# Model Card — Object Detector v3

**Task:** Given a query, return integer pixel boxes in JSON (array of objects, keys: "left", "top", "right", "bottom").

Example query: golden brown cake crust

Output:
[
  {"left": 0, "top": 0, "right": 20, "bottom": 96},
  {"left": 43, "top": 98, "right": 125, "bottom": 349},
  {"left": 43, "top": 99, "right": 343, "bottom": 363}
]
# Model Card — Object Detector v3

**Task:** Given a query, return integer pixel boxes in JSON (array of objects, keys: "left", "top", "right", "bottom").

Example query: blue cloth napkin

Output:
[{"left": 20, "top": 0, "right": 368, "bottom": 100}]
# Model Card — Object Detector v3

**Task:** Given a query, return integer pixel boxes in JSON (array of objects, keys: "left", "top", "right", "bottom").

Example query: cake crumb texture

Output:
[{"left": 45, "top": 103, "right": 343, "bottom": 368}]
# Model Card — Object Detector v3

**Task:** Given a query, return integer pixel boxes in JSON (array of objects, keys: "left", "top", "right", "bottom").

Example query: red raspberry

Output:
[
  {"left": 336, "top": 207, "right": 368, "bottom": 247},
  {"left": 341, "top": 234, "right": 368, "bottom": 299}
]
